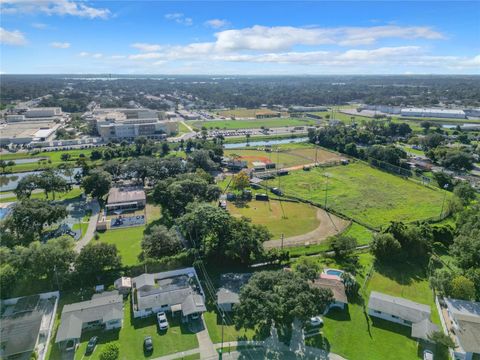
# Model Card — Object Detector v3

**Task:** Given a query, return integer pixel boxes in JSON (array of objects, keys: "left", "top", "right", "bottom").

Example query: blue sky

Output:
[{"left": 1, "top": 1, "right": 479, "bottom": 74}]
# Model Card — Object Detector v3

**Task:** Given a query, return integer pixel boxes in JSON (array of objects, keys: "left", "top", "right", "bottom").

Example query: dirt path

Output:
[{"left": 263, "top": 208, "right": 349, "bottom": 249}]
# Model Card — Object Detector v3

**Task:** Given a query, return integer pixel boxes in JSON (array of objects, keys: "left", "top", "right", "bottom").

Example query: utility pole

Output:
[
  {"left": 281, "top": 233, "right": 284, "bottom": 250},
  {"left": 324, "top": 174, "right": 329, "bottom": 209},
  {"left": 440, "top": 184, "right": 448, "bottom": 218},
  {"left": 219, "top": 312, "right": 225, "bottom": 359}
]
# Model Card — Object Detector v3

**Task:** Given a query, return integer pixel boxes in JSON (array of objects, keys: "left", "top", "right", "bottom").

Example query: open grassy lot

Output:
[
  {"left": 224, "top": 146, "right": 341, "bottom": 169},
  {"left": 0, "top": 187, "right": 83, "bottom": 203},
  {"left": 192, "top": 118, "right": 317, "bottom": 130},
  {"left": 48, "top": 297, "right": 198, "bottom": 360},
  {"left": 204, "top": 310, "right": 257, "bottom": 344},
  {"left": 97, "top": 204, "right": 161, "bottom": 266},
  {"left": 227, "top": 199, "right": 320, "bottom": 239},
  {"left": 278, "top": 162, "right": 449, "bottom": 229},
  {"left": 214, "top": 108, "right": 286, "bottom": 118},
  {"left": 299, "top": 252, "right": 443, "bottom": 360}
]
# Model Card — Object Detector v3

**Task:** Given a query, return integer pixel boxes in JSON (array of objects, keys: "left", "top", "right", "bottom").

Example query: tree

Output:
[
  {"left": 234, "top": 271, "right": 333, "bottom": 335},
  {"left": 0, "top": 263, "right": 17, "bottom": 297},
  {"left": 231, "top": 171, "right": 250, "bottom": 191},
  {"left": 81, "top": 170, "right": 112, "bottom": 199},
  {"left": 341, "top": 272, "right": 360, "bottom": 298},
  {"left": 292, "top": 256, "right": 320, "bottom": 281},
  {"left": 453, "top": 182, "right": 476, "bottom": 205},
  {"left": 141, "top": 225, "right": 182, "bottom": 259},
  {"left": 14, "top": 174, "right": 42, "bottom": 199},
  {"left": 433, "top": 172, "right": 454, "bottom": 190},
  {"left": 38, "top": 170, "right": 71, "bottom": 199},
  {"left": 331, "top": 235, "right": 357, "bottom": 259},
  {"left": 0, "top": 159, "right": 7, "bottom": 172},
  {"left": 441, "top": 151, "right": 474, "bottom": 171},
  {"left": 6, "top": 199, "right": 68, "bottom": 243},
  {"left": 188, "top": 149, "right": 218, "bottom": 171},
  {"left": 428, "top": 331, "right": 455, "bottom": 349},
  {"left": 450, "top": 276, "right": 476, "bottom": 300},
  {"left": 75, "top": 243, "right": 122, "bottom": 279},
  {"left": 99, "top": 343, "right": 119, "bottom": 360},
  {"left": 61, "top": 153, "right": 71, "bottom": 161},
  {"left": 103, "top": 159, "right": 123, "bottom": 178},
  {"left": 370, "top": 233, "right": 402, "bottom": 262}
]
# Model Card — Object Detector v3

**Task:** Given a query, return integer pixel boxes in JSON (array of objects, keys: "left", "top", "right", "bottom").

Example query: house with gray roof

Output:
[
  {"left": 1, "top": 292, "right": 59, "bottom": 360},
  {"left": 55, "top": 291, "right": 123, "bottom": 350},
  {"left": 368, "top": 291, "right": 438, "bottom": 341},
  {"left": 312, "top": 277, "right": 348, "bottom": 313},
  {"left": 216, "top": 273, "right": 252, "bottom": 312},
  {"left": 132, "top": 268, "right": 206, "bottom": 322},
  {"left": 444, "top": 298, "right": 480, "bottom": 360}
]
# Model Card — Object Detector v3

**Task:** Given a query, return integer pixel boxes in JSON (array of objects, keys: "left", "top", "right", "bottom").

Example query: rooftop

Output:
[
  {"left": 217, "top": 273, "right": 252, "bottom": 305},
  {"left": 445, "top": 298, "right": 480, "bottom": 353},
  {"left": 107, "top": 187, "right": 146, "bottom": 205},
  {"left": 312, "top": 277, "right": 348, "bottom": 304},
  {"left": 368, "top": 291, "right": 431, "bottom": 323}
]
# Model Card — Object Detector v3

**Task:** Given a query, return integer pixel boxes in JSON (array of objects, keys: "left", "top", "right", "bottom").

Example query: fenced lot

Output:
[
  {"left": 277, "top": 162, "right": 449, "bottom": 229},
  {"left": 192, "top": 117, "right": 317, "bottom": 130},
  {"left": 224, "top": 146, "right": 342, "bottom": 169}
]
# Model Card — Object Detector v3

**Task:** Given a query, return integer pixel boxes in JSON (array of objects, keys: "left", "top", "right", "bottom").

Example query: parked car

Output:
[
  {"left": 309, "top": 316, "right": 324, "bottom": 328},
  {"left": 191, "top": 313, "right": 200, "bottom": 320},
  {"left": 144, "top": 336, "right": 153, "bottom": 353},
  {"left": 271, "top": 187, "right": 283, "bottom": 196},
  {"left": 85, "top": 336, "right": 98, "bottom": 354},
  {"left": 157, "top": 312, "right": 169, "bottom": 330},
  {"left": 423, "top": 350, "right": 434, "bottom": 360}
]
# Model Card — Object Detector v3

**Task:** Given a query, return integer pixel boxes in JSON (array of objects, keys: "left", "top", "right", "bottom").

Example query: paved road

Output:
[{"left": 74, "top": 199, "right": 100, "bottom": 252}]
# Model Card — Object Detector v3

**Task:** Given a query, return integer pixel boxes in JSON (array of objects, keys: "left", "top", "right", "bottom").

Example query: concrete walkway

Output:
[
  {"left": 197, "top": 318, "right": 217, "bottom": 359},
  {"left": 74, "top": 199, "right": 100, "bottom": 252}
]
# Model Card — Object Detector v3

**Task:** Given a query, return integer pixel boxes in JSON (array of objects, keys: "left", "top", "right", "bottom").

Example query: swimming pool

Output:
[
  {"left": 0, "top": 208, "right": 11, "bottom": 220},
  {"left": 323, "top": 268, "right": 344, "bottom": 277}
]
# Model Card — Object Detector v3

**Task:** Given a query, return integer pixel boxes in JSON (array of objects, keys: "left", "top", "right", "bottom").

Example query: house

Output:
[
  {"left": 0, "top": 292, "right": 59, "bottom": 360},
  {"left": 55, "top": 291, "right": 123, "bottom": 350},
  {"left": 105, "top": 187, "right": 146, "bottom": 213},
  {"left": 114, "top": 277, "right": 132, "bottom": 295},
  {"left": 312, "top": 277, "right": 348, "bottom": 313},
  {"left": 216, "top": 273, "right": 252, "bottom": 312},
  {"left": 131, "top": 268, "right": 206, "bottom": 322},
  {"left": 368, "top": 292, "right": 438, "bottom": 340},
  {"left": 443, "top": 298, "right": 480, "bottom": 360}
]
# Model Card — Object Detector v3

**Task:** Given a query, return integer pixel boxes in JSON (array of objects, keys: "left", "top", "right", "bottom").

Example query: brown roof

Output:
[
  {"left": 312, "top": 278, "right": 348, "bottom": 304},
  {"left": 107, "top": 187, "right": 146, "bottom": 205}
]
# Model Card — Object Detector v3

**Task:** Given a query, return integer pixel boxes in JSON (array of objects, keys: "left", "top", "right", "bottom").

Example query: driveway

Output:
[{"left": 74, "top": 199, "right": 100, "bottom": 252}]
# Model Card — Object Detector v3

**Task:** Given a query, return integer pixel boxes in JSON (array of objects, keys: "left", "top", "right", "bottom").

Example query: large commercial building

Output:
[
  {"left": 400, "top": 108, "right": 466, "bottom": 119},
  {"left": 89, "top": 108, "right": 178, "bottom": 140},
  {"left": 5, "top": 107, "right": 65, "bottom": 123},
  {"left": 0, "top": 122, "right": 61, "bottom": 145}
]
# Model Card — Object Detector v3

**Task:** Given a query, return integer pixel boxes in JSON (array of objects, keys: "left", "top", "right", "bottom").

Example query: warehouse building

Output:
[
  {"left": 400, "top": 108, "right": 466, "bottom": 119},
  {"left": 0, "top": 122, "right": 61, "bottom": 145}
]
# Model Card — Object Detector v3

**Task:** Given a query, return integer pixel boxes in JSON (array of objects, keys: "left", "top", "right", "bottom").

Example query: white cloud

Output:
[
  {"left": 110, "top": 55, "right": 126, "bottom": 59},
  {"left": 92, "top": 53, "right": 103, "bottom": 58},
  {"left": 204, "top": 19, "right": 230, "bottom": 29},
  {"left": 31, "top": 22, "right": 48, "bottom": 29},
  {"left": 50, "top": 41, "right": 70, "bottom": 48},
  {"left": 165, "top": 12, "right": 192, "bottom": 26},
  {"left": 131, "top": 43, "right": 162, "bottom": 52},
  {"left": 0, "top": 27, "right": 27, "bottom": 45},
  {"left": 129, "top": 52, "right": 163, "bottom": 60},
  {"left": 1, "top": 0, "right": 111, "bottom": 19},
  {"left": 78, "top": 51, "right": 90, "bottom": 57}
]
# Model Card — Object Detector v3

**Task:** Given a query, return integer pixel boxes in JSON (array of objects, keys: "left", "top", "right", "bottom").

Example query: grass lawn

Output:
[
  {"left": 342, "top": 222, "right": 374, "bottom": 246},
  {"left": 214, "top": 108, "right": 286, "bottom": 118},
  {"left": 203, "top": 310, "right": 257, "bottom": 344},
  {"left": 298, "top": 252, "right": 443, "bottom": 360},
  {"left": 278, "top": 162, "right": 449, "bottom": 229},
  {"left": 224, "top": 146, "right": 341, "bottom": 169},
  {"left": 227, "top": 200, "right": 320, "bottom": 239},
  {"left": 192, "top": 118, "right": 317, "bottom": 130},
  {"left": 48, "top": 298, "right": 198, "bottom": 360},
  {"left": 97, "top": 204, "right": 161, "bottom": 266},
  {"left": 178, "top": 122, "right": 192, "bottom": 135},
  {"left": 0, "top": 187, "right": 84, "bottom": 203}
]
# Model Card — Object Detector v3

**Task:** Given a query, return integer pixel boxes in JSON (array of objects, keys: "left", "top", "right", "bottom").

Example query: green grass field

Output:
[
  {"left": 192, "top": 118, "right": 318, "bottom": 130},
  {"left": 227, "top": 200, "right": 320, "bottom": 239},
  {"left": 214, "top": 108, "right": 286, "bottom": 118},
  {"left": 277, "top": 162, "right": 449, "bottom": 229},
  {"left": 97, "top": 204, "right": 161, "bottom": 266},
  {"left": 300, "top": 252, "right": 444, "bottom": 360},
  {"left": 204, "top": 310, "right": 257, "bottom": 344},
  {"left": 0, "top": 187, "right": 83, "bottom": 203}
]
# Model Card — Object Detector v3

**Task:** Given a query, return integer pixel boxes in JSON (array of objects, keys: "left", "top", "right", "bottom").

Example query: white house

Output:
[
  {"left": 55, "top": 291, "right": 123, "bottom": 350},
  {"left": 444, "top": 298, "right": 480, "bottom": 360},
  {"left": 368, "top": 291, "right": 432, "bottom": 326},
  {"left": 131, "top": 268, "right": 206, "bottom": 322}
]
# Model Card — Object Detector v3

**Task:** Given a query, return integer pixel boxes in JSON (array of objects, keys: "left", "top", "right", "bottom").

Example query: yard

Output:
[
  {"left": 227, "top": 199, "right": 320, "bottom": 239},
  {"left": 97, "top": 204, "right": 161, "bottom": 266},
  {"left": 48, "top": 297, "right": 198, "bottom": 360},
  {"left": 213, "top": 108, "right": 287, "bottom": 118},
  {"left": 277, "top": 162, "right": 449, "bottom": 229},
  {"left": 203, "top": 310, "right": 257, "bottom": 344},
  {"left": 297, "top": 252, "right": 443, "bottom": 360},
  {"left": 192, "top": 117, "right": 317, "bottom": 130}
]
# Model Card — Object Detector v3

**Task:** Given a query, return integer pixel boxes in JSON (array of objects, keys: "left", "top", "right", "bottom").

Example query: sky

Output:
[{"left": 0, "top": 1, "right": 479, "bottom": 75}]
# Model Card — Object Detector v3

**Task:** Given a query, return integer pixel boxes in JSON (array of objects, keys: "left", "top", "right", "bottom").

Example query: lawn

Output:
[
  {"left": 97, "top": 204, "right": 161, "bottom": 266},
  {"left": 203, "top": 310, "right": 257, "bottom": 344},
  {"left": 227, "top": 200, "right": 320, "bottom": 239},
  {"left": 214, "top": 108, "right": 286, "bottom": 118},
  {"left": 178, "top": 121, "right": 192, "bottom": 135},
  {"left": 192, "top": 118, "right": 317, "bottom": 130},
  {"left": 278, "top": 162, "right": 449, "bottom": 229},
  {"left": 224, "top": 146, "right": 341, "bottom": 169},
  {"left": 0, "top": 187, "right": 84, "bottom": 203},
  {"left": 48, "top": 298, "right": 199, "bottom": 360},
  {"left": 298, "top": 252, "right": 442, "bottom": 360}
]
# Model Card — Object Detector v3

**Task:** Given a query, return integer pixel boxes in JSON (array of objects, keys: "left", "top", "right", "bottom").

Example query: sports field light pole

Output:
[
  {"left": 324, "top": 174, "right": 329, "bottom": 209},
  {"left": 440, "top": 184, "right": 449, "bottom": 218}
]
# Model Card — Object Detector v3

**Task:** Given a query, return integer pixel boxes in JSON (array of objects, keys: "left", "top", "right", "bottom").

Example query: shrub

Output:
[{"left": 100, "top": 343, "right": 119, "bottom": 360}]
